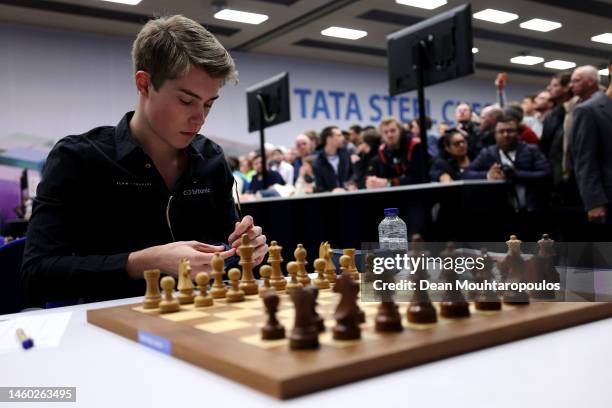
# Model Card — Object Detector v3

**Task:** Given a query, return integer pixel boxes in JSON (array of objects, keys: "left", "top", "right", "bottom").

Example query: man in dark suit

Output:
[
  {"left": 571, "top": 60, "right": 612, "bottom": 224},
  {"left": 312, "top": 126, "right": 357, "bottom": 192},
  {"left": 463, "top": 115, "right": 552, "bottom": 212}
]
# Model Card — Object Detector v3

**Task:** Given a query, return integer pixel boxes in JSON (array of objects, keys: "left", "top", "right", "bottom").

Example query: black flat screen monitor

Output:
[
  {"left": 247, "top": 72, "right": 290, "bottom": 132},
  {"left": 387, "top": 3, "right": 474, "bottom": 96}
]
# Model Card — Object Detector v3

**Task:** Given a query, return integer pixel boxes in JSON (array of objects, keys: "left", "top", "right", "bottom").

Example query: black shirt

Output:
[{"left": 21, "top": 112, "right": 238, "bottom": 305}]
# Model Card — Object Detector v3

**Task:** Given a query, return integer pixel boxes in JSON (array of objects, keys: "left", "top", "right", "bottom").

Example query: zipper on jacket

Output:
[{"left": 166, "top": 195, "right": 175, "bottom": 242}]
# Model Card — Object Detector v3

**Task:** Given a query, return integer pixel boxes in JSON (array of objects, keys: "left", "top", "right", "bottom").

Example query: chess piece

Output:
[
  {"left": 294, "top": 244, "right": 311, "bottom": 286},
  {"left": 268, "top": 241, "right": 287, "bottom": 291},
  {"left": 210, "top": 253, "right": 228, "bottom": 299},
  {"left": 261, "top": 292, "right": 285, "bottom": 340},
  {"left": 531, "top": 234, "right": 560, "bottom": 299},
  {"left": 159, "top": 276, "right": 180, "bottom": 313},
  {"left": 226, "top": 268, "right": 245, "bottom": 302},
  {"left": 343, "top": 248, "right": 360, "bottom": 281},
  {"left": 498, "top": 235, "right": 530, "bottom": 305},
  {"left": 286, "top": 261, "right": 303, "bottom": 291},
  {"left": 289, "top": 286, "right": 320, "bottom": 349},
  {"left": 305, "top": 285, "right": 325, "bottom": 332},
  {"left": 259, "top": 265, "right": 274, "bottom": 298},
  {"left": 238, "top": 234, "right": 258, "bottom": 295},
  {"left": 333, "top": 274, "right": 361, "bottom": 340},
  {"left": 407, "top": 281, "right": 438, "bottom": 324},
  {"left": 408, "top": 234, "right": 431, "bottom": 280},
  {"left": 143, "top": 269, "right": 161, "bottom": 309},
  {"left": 322, "top": 242, "right": 337, "bottom": 284},
  {"left": 194, "top": 272, "right": 213, "bottom": 307},
  {"left": 313, "top": 258, "right": 330, "bottom": 289},
  {"left": 375, "top": 302, "right": 403, "bottom": 332},
  {"left": 474, "top": 248, "right": 501, "bottom": 311},
  {"left": 339, "top": 254, "right": 365, "bottom": 322},
  {"left": 440, "top": 288, "right": 471, "bottom": 318},
  {"left": 177, "top": 258, "right": 196, "bottom": 304},
  {"left": 339, "top": 255, "right": 352, "bottom": 278},
  {"left": 374, "top": 272, "right": 403, "bottom": 332}
]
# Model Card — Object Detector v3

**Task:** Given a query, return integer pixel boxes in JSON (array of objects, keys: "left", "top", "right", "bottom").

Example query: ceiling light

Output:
[
  {"left": 101, "top": 0, "right": 142, "bottom": 4},
  {"left": 520, "top": 18, "right": 562, "bottom": 32},
  {"left": 510, "top": 56, "right": 544, "bottom": 65},
  {"left": 472, "top": 47, "right": 479, "bottom": 54},
  {"left": 599, "top": 68, "right": 610, "bottom": 76},
  {"left": 395, "top": 0, "right": 447, "bottom": 10},
  {"left": 473, "top": 9, "right": 518, "bottom": 24},
  {"left": 544, "top": 60, "right": 576, "bottom": 70},
  {"left": 591, "top": 33, "right": 612, "bottom": 44},
  {"left": 321, "top": 26, "right": 367, "bottom": 40},
  {"left": 214, "top": 9, "right": 268, "bottom": 25}
]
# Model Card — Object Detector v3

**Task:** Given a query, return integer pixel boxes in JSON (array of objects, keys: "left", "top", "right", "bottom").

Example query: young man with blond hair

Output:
[
  {"left": 22, "top": 15, "right": 267, "bottom": 305},
  {"left": 366, "top": 117, "right": 427, "bottom": 188}
]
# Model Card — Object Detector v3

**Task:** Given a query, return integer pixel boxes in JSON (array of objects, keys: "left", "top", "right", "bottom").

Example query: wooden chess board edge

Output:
[
  {"left": 87, "top": 302, "right": 612, "bottom": 400},
  {"left": 86, "top": 308, "right": 284, "bottom": 398}
]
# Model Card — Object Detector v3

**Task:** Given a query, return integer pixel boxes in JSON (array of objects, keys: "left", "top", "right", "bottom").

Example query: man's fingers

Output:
[
  {"left": 228, "top": 215, "right": 254, "bottom": 242},
  {"left": 193, "top": 243, "right": 226, "bottom": 252},
  {"left": 191, "top": 248, "right": 235, "bottom": 264}
]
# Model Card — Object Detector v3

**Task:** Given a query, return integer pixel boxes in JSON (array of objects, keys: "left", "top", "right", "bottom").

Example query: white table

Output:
[{"left": 2, "top": 297, "right": 612, "bottom": 408}]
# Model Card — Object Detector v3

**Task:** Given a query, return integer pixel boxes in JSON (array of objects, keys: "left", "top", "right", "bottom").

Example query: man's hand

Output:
[
  {"left": 588, "top": 206, "right": 607, "bottom": 224},
  {"left": 487, "top": 163, "right": 505, "bottom": 180},
  {"left": 366, "top": 176, "right": 389, "bottom": 189},
  {"left": 127, "top": 241, "right": 235, "bottom": 279},
  {"left": 228, "top": 215, "right": 268, "bottom": 266}
]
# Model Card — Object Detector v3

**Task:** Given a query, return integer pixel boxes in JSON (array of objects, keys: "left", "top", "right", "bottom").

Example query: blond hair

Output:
[
  {"left": 132, "top": 15, "right": 237, "bottom": 90},
  {"left": 378, "top": 116, "right": 402, "bottom": 132}
]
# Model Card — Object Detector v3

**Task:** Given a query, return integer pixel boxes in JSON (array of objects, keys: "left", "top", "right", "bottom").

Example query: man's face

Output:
[
  {"left": 295, "top": 136, "right": 311, "bottom": 157},
  {"left": 252, "top": 157, "right": 262, "bottom": 173},
  {"left": 139, "top": 67, "right": 220, "bottom": 150},
  {"left": 521, "top": 97, "right": 535, "bottom": 115},
  {"left": 570, "top": 70, "right": 595, "bottom": 99},
  {"left": 381, "top": 122, "right": 401, "bottom": 148},
  {"left": 534, "top": 91, "right": 552, "bottom": 111},
  {"left": 495, "top": 121, "right": 519, "bottom": 152},
  {"left": 547, "top": 77, "right": 569, "bottom": 102},
  {"left": 479, "top": 108, "right": 496, "bottom": 132},
  {"left": 445, "top": 133, "right": 468, "bottom": 158},
  {"left": 271, "top": 150, "right": 283, "bottom": 162},
  {"left": 327, "top": 128, "right": 344, "bottom": 149},
  {"left": 455, "top": 104, "right": 472, "bottom": 123}
]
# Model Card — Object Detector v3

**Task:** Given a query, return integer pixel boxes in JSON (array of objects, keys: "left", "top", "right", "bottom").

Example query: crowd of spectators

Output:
[{"left": 227, "top": 62, "right": 612, "bottom": 226}]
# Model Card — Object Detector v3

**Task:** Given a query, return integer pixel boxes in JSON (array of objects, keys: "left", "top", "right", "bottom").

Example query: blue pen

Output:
[{"left": 16, "top": 328, "right": 34, "bottom": 350}]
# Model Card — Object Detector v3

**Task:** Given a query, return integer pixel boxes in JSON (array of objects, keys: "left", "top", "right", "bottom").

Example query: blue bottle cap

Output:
[{"left": 384, "top": 208, "right": 399, "bottom": 216}]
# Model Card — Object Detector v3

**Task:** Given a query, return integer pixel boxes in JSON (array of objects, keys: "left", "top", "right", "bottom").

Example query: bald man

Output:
[
  {"left": 292, "top": 133, "right": 314, "bottom": 182},
  {"left": 570, "top": 65, "right": 600, "bottom": 102},
  {"left": 572, "top": 61, "right": 612, "bottom": 224}
]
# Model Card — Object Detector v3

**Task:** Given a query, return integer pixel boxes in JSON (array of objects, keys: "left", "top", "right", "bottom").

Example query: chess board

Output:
[{"left": 87, "top": 289, "right": 612, "bottom": 399}]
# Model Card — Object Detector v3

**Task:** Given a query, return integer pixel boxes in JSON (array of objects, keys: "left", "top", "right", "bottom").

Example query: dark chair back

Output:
[{"left": 0, "top": 237, "right": 27, "bottom": 314}]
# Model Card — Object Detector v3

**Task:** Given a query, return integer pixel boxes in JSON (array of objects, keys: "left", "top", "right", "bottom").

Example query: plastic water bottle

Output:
[{"left": 378, "top": 208, "right": 408, "bottom": 252}]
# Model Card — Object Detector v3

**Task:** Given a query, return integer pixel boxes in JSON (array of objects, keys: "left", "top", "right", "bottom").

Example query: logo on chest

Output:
[{"left": 183, "top": 187, "right": 212, "bottom": 196}]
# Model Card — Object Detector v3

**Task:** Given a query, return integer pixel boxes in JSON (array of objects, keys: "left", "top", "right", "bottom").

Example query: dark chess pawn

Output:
[
  {"left": 333, "top": 274, "right": 361, "bottom": 340},
  {"left": 407, "top": 286, "right": 438, "bottom": 324},
  {"left": 305, "top": 285, "right": 325, "bottom": 332},
  {"left": 289, "top": 287, "right": 320, "bottom": 350},
  {"left": 498, "top": 235, "right": 530, "bottom": 305},
  {"left": 261, "top": 292, "right": 285, "bottom": 340},
  {"left": 531, "top": 234, "right": 559, "bottom": 299},
  {"left": 474, "top": 248, "right": 501, "bottom": 311},
  {"left": 440, "top": 286, "right": 470, "bottom": 318},
  {"left": 375, "top": 270, "right": 403, "bottom": 331},
  {"left": 375, "top": 302, "right": 403, "bottom": 332}
]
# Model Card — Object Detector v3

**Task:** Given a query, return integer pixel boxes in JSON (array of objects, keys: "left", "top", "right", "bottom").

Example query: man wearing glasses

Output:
[{"left": 463, "top": 115, "right": 552, "bottom": 212}]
